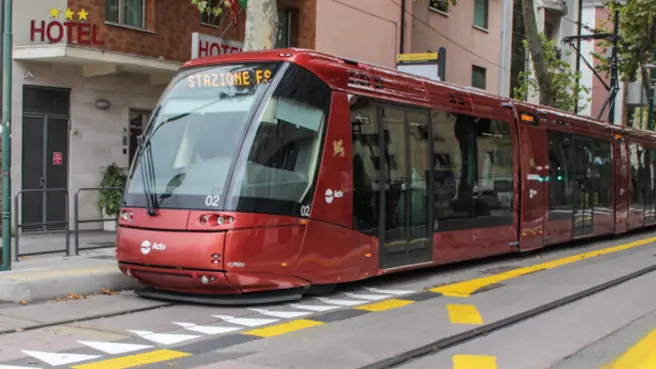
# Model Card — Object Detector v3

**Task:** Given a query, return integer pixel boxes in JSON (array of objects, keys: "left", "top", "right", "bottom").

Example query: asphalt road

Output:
[{"left": 0, "top": 230, "right": 655, "bottom": 369}]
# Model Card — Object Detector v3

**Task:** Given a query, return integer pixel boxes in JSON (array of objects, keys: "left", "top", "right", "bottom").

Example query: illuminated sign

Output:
[
  {"left": 30, "top": 7, "right": 103, "bottom": 45},
  {"left": 187, "top": 68, "right": 273, "bottom": 88},
  {"left": 520, "top": 113, "right": 535, "bottom": 123}
]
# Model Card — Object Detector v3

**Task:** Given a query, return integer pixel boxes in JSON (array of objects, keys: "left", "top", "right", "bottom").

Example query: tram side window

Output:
[
  {"left": 350, "top": 96, "right": 380, "bottom": 234},
  {"left": 475, "top": 118, "right": 514, "bottom": 227},
  {"left": 592, "top": 139, "right": 612, "bottom": 209},
  {"left": 547, "top": 130, "right": 573, "bottom": 217},
  {"left": 629, "top": 143, "right": 644, "bottom": 206},
  {"left": 430, "top": 109, "right": 513, "bottom": 231},
  {"left": 232, "top": 63, "right": 331, "bottom": 215},
  {"left": 644, "top": 147, "right": 655, "bottom": 217}
]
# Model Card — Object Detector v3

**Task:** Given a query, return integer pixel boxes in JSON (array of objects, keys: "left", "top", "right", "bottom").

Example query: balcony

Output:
[{"left": 542, "top": 0, "right": 568, "bottom": 16}]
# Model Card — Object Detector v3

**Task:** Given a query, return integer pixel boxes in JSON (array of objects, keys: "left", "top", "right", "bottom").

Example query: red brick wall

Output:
[{"left": 67, "top": 0, "right": 316, "bottom": 63}]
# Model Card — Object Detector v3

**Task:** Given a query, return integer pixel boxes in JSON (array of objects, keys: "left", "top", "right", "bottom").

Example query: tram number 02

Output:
[
  {"left": 205, "top": 195, "right": 220, "bottom": 207},
  {"left": 300, "top": 205, "right": 311, "bottom": 217}
]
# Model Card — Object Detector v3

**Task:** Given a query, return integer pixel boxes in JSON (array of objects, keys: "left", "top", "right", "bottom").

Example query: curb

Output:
[{"left": 0, "top": 267, "right": 141, "bottom": 303}]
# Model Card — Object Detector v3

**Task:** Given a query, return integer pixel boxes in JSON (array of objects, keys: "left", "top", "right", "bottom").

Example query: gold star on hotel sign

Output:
[{"left": 48, "top": 7, "right": 89, "bottom": 21}]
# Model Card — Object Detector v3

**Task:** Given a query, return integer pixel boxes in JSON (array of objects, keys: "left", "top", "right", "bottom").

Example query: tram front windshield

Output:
[{"left": 124, "top": 61, "right": 331, "bottom": 217}]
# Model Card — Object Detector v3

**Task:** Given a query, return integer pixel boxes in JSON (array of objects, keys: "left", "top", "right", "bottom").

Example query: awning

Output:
[{"left": 13, "top": 45, "right": 182, "bottom": 85}]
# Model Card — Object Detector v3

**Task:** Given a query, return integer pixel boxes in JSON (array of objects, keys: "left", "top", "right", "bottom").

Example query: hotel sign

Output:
[
  {"left": 191, "top": 32, "right": 243, "bottom": 59},
  {"left": 30, "top": 7, "right": 103, "bottom": 45}
]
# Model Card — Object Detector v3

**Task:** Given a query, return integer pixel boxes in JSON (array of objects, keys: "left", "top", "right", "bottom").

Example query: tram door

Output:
[
  {"left": 572, "top": 137, "right": 594, "bottom": 237},
  {"left": 378, "top": 107, "right": 433, "bottom": 270},
  {"left": 643, "top": 149, "right": 656, "bottom": 223}
]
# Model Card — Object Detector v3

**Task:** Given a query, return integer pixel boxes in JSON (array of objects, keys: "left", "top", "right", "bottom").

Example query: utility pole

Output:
[
  {"left": 1, "top": 0, "right": 11, "bottom": 271},
  {"left": 647, "top": 52, "right": 656, "bottom": 131},
  {"left": 573, "top": 0, "right": 583, "bottom": 115},
  {"left": 608, "top": 7, "right": 620, "bottom": 124}
]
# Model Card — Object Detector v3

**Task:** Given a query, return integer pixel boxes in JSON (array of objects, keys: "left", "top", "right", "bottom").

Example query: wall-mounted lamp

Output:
[{"left": 95, "top": 99, "right": 111, "bottom": 110}]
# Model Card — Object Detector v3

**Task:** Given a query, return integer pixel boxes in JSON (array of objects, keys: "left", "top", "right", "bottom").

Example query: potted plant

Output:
[{"left": 99, "top": 163, "right": 128, "bottom": 231}]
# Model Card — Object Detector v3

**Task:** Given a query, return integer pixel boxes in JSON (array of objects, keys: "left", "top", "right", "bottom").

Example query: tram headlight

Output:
[
  {"left": 200, "top": 276, "right": 209, "bottom": 284},
  {"left": 119, "top": 210, "right": 134, "bottom": 222},
  {"left": 217, "top": 216, "right": 225, "bottom": 225}
]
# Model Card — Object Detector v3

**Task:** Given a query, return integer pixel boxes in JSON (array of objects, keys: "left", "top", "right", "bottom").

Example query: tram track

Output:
[
  {"left": 359, "top": 260, "right": 656, "bottom": 369},
  {"left": 0, "top": 301, "right": 178, "bottom": 336}
]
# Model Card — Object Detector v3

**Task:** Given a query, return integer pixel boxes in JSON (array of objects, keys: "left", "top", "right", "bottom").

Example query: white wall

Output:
[{"left": 11, "top": 61, "right": 165, "bottom": 231}]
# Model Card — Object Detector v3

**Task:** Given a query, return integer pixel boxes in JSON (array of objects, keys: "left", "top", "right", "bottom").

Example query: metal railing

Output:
[
  {"left": 73, "top": 187, "right": 122, "bottom": 255},
  {"left": 13, "top": 188, "right": 70, "bottom": 262}
]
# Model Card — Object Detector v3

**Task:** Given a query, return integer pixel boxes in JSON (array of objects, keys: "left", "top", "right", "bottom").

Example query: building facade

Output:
[{"left": 409, "top": 0, "right": 507, "bottom": 94}]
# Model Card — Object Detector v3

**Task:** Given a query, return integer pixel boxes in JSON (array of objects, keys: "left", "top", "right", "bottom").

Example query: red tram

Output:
[{"left": 115, "top": 48, "right": 655, "bottom": 303}]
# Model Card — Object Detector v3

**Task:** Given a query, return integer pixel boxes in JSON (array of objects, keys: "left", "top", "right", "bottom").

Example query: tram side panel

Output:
[
  {"left": 293, "top": 91, "right": 378, "bottom": 284},
  {"left": 516, "top": 113, "right": 549, "bottom": 251},
  {"left": 626, "top": 139, "right": 645, "bottom": 229},
  {"left": 612, "top": 135, "right": 630, "bottom": 234}
]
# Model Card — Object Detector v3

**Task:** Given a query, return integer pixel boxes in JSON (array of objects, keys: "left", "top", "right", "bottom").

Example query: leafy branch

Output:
[{"left": 514, "top": 34, "right": 591, "bottom": 113}]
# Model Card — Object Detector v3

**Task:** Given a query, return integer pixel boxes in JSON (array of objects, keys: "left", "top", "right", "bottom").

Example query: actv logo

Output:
[{"left": 140, "top": 240, "right": 166, "bottom": 255}]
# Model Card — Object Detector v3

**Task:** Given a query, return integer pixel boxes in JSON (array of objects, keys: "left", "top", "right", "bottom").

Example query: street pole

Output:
[
  {"left": 648, "top": 51, "right": 656, "bottom": 131},
  {"left": 608, "top": 7, "right": 619, "bottom": 124},
  {"left": 573, "top": 0, "right": 583, "bottom": 115},
  {"left": 1, "top": 0, "right": 11, "bottom": 271}
]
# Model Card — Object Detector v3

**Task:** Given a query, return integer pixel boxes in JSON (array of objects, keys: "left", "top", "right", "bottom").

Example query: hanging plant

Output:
[
  {"left": 192, "top": 0, "right": 243, "bottom": 32},
  {"left": 99, "top": 163, "right": 128, "bottom": 218}
]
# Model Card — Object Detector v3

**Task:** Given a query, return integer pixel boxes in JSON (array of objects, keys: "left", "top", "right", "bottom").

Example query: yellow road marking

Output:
[
  {"left": 453, "top": 354, "right": 497, "bottom": 369},
  {"left": 72, "top": 349, "right": 190, "bottom": 369},
  {"left": 446, "top": 304, "right": 484, "bottom": 325},
  {"left": 354, "top": 299, "right": 414, "bottom": 312},
  {"left": 599, "top": 328, "right": 656, "bottom": 369},
  {"left": 242, "top": 319, "right": 324, "bottom": 337},
  {"left": 431, "top": 236, "right": 656, "bottom": 297}
]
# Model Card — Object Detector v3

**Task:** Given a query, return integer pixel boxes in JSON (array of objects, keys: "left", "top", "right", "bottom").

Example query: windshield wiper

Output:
[
  {"left": 135, "top": 105, "right": 161, "bottom": 216},
  {"left": 139, "top": 143, "right": 158, "bottom": 216}
]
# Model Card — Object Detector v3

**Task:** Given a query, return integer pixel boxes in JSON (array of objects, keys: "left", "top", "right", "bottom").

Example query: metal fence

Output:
[
  {"left": 73, "top": 187, "right": 122, "bottom": 255},
  {"left": 13, "top": 188, "right": 70, "bottom": 262}
]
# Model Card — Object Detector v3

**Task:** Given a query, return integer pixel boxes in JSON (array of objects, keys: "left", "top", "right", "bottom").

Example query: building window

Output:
[
  {"left": 429, "top": 0, "right": 449, "bottom": 13},
  {"left": 472, "top": 65, "right": 487, "bottom": 89},
  {"left": 276, "top": 10, "right": 291, "bottom": 48},
  {"left": 474, "top": 0, "right": 488, "bottom": 29},
  {"left": 106, "top": 0, "right": 145, "bottom": 28}
]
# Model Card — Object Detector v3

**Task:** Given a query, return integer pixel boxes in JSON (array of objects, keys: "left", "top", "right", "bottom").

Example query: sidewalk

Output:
[{"left": 0, "top": 231, "right": 140, "bottom": 304}]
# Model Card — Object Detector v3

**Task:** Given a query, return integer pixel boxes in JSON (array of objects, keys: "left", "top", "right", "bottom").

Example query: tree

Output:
[
  {"left": 514, "top": 34, "right": 590, "bottom": 113},
  {"left": 520, "top": 0, "right": 557, "bottom": 106},
  {"left": 445, "top": 0, "right": 566, "bottom": 108},
  {"left": 191, "top": 0, "right": 278, "bottom": 51},
  {"left": 592, "top": 0, "right": 656, "bottom": 126}
]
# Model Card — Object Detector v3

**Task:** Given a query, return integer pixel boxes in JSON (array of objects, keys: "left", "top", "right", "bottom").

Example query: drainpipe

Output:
[
  {"left": 399, "top": 0, "right": 405, "bottom": 54},
  {"left": 498, "top": 0, "right": 511, "bottom": 96}
]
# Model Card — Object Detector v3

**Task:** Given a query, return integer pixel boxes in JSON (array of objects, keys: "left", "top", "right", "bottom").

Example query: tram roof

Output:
[{"left": 181, "top": 48, "right": 656, "bottom": 140}]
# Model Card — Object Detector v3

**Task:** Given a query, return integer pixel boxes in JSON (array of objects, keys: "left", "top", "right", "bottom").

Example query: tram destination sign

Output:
[
  {"left": 188, "top": 68, "right": 274, "bottom": 88},
  {"left": 30, "top": 7, "right": 103, "bottom": 45}
]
